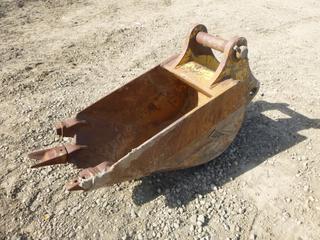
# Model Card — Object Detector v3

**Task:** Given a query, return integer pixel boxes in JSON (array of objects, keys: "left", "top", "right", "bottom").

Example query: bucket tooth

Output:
[
  {"left": 66, "top": 179, "right": 85, "bottom": 191},
  {"left": 29, "top": 144, "right": 86, "bottom": 168},
  {"left": 67, "top": 162, "right": 110, "bottom": 191},
  {"left": 29, "top": 145, "right": 68, "bottom": 168},
  {"left": 55, "top": 118, "right": 87, "bottom": 137}
]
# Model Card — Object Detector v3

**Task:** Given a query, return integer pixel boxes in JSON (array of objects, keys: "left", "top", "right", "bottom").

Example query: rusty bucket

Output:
[{"left": 29, "top": 24, "right": 259, "bottom": 191}]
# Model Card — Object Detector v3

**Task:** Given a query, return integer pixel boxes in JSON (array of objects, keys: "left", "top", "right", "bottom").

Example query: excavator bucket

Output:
[{"left": 29, "top": 24, "right": 259, "bottom": 191}]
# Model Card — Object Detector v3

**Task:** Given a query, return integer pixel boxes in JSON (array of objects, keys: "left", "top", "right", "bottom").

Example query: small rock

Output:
[
  {"left": 200, "top": 236, "right": 210, "bottom": 240},
  {"left": 178, "top": 207, "right": 184, "bottom": 214},
  {"left": 121, "top": 234, "right": 129, "bottom": 240},
  {"left": 309, "top": 196, "right": 315, "bottom": 202},
  {"left": 173, "top": 222, "right": 180, "bottom": 229},
  {"left": 130, "top": 209, "right": 137, "bottom": 218},
  {"left": 197, "top": 220, "right": 204, "bottom": 227},
  {"left": 249, "top": 233, "right": 256, "bottom": 240},
  {"left": 16, "top": 0, "right": 24, "bottom": 8},
  {"left": 210, "top": 184, "right": 218, "bottom": 191},
  {"left": 137, "top": 233, "right": 143, "bottom": 240},
  {"left": 283, "top": 211, "right": 291, "bottom": 218},
  {"left": 190, "top": 215, "right": 197, "bottom": 224},
  {"left": 285, "top": 197, "right": 292, "bottom": 203},
  {"left": 235, "top": 225, "right": 241, "bottom": 232},
  {"left": 197, "top": 215, "right": 206, "bottom": 227},
  {"left": 223, "top": 223, "right": 230, "bottom": 230},
  {"left": 238, "top": 208, "right": 245, "bottom": 214},
  {"left": 198, "top": 214, "right": 205, "bottom": 221},
  {"left": 68, "top": 232, "right": 75, "bottom": 238}
]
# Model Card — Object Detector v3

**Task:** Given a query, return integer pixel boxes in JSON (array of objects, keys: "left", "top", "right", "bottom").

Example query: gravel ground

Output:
[{"left": 1, "top": 0, "right": 320, "bottom": 239}]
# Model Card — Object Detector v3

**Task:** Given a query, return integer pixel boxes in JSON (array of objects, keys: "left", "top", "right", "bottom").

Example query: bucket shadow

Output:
[{"left": 131, "top": 100, "right": 320, "bottom": 208}]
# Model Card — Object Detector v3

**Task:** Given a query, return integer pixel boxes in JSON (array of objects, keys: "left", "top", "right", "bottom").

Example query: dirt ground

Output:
[{"left": 1, "top": 0, "right": 320, "bottom": 239}]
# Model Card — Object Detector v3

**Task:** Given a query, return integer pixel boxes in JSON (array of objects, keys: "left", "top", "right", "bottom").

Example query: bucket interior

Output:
[{"left": 74, "top": 66, "right": 211, "bottom": 167}]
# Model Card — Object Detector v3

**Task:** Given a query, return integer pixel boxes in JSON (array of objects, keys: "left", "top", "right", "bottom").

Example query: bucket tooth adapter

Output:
[{"left": 29, "top": 24, "right": 259, "bottom": 191}]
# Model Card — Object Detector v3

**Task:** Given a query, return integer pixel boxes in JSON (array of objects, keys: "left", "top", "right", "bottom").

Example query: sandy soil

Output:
[{"left": 1, "top": 0, "right": 320, "bottom": 239}]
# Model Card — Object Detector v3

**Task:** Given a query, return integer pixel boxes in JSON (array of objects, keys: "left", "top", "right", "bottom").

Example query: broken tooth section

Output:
[
  {"left": 65, "top": 179, "right": 85, "bottom": 191},
  {"left": 55, "top": 118, "right": 87, "bottom": 137},
  {"left": 29, "top": 144, "right": 86, "bottom": 168},
  {"left": 67, "top": 162, "right": 110, "bottom": 191},
  {"left": 66, "top": 168, "right": 95, "bottom": 191}
]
